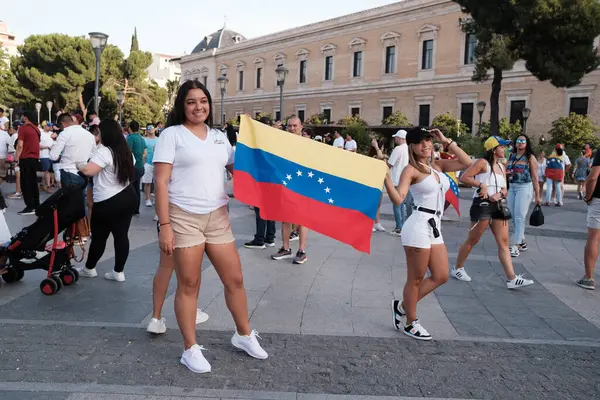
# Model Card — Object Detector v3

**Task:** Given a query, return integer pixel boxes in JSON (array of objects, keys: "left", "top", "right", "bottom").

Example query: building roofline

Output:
[{"left": 181, "top": 0, "right": 454, "bottom": 63}]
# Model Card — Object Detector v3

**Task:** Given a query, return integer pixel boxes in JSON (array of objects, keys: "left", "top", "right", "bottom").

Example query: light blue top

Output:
[{"left": 145, "top": 137, "right": 158, "bottom": 165}]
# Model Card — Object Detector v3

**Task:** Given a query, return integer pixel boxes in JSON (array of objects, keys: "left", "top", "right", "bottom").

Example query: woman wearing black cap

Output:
[{"left": 385, "top": 127, "right": 471, "bottom": 341}]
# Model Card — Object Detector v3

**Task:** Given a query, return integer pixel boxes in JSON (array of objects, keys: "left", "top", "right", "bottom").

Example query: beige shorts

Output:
[
  {"left": 169, "top": 204, "right": 235, "bottom": 248},
  {"left": 587, "top": 199, "right": 600, "bottom": 230}
]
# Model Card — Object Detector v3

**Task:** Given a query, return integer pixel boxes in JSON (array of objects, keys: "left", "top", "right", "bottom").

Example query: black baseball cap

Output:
[{"left": 405, "top": 127, "right": 432, "bottom": 145}]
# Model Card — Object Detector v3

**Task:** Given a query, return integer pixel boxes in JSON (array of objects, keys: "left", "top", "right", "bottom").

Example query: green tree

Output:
[
  {"left": 549, "top": 113, "right": 600, "bottom": 150},
  {"left": 165, "top": 78, "right": 179, "bottom": 111},
  {"left": 382, "top": 110, "right": 412, "bottom": 127},
  {"left": 305, "top": 113, "right": 326, "bottom": 125},
  {"left": 0, "top": 45, "right": 32, "bottom": 108},
  {"left": 130, "top": 28, "right": 139, "bottom": 52},
  {"left": 337, "top": 114, "right": 367, "bottom": 126},
  {"left": 431, "top": 112, "right": 470, "bottom": 139},
  {"left": 342, "top": 124, "right": 371, "bottom": 154},
  {"left": 477, "top": 118, "right": 522, "bottom": 139},
  {"left": 455, "top": 0, "right": 600, "bottom": 135},
  {"left": 256, "top": 112, "right": 273, "bottom": 122}
]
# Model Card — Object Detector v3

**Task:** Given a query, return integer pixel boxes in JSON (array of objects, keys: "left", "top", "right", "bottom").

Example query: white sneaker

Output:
[
  {"left": 153, "top": 214, "right": 159, "bottom": 221},
  {"left": 196, "top": 309, "right": 209, "bottom": 324},
  {"left": 507, "top": 274, "right": 534, "bottom": 289},
  {"left": 510, "top": 245, "right": 520, "bottom": 258},
  {"left": 404, "top": 320, "right": 432, "bottom": 341},
  {"left": 451, "top": 268, "right": 472, "bottom": 282},
  {"left": 104, "top": 271, "right": 125, "bottom": 282},
  {"left": 373, "top": 223, "right": 386, "bottom": 232},
  {"left": 231, "top": 330, "right": 268, "bottom": 359},
  {"left": 180, "top": 344, "right": 211, "bottom": 373},
  {"left": 147, "top": 317, "right": 167, "bottom": 334},
  {"left": 78, "top": 267, "right": 97, "bottom": 278},
  {"left": 145, "top": 199, "right": 153, "bottom": 207}
]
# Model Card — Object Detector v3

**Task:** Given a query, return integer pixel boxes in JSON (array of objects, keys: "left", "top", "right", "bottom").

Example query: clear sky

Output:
[{"left": 2, "top": 0, "right": 400, "bottom": 56}]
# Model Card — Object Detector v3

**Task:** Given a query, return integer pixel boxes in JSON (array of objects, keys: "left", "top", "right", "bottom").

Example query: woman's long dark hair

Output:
[
  {"left": 99, "top": 119, "right": 135, "bottom": 186},
  {"left": 166, "top": 79, "right": 213, "bottom": 128},
  {"left": 513, "top": 134, "right": 535, "bottom": 159},
  {"left": 225, "top": 124, "right": 237, "bottom": 146}
]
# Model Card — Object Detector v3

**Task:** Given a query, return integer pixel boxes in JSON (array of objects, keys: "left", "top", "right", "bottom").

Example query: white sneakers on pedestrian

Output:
[
  {"left": 104, "top": 271, "right": 125, "bottom": 282},
  {"left": 231, "top": 330, "right": 268, "bottom": 359},
  {"left": 145, "top": 199, "right": 153, "bottom": 207},
  {"left": 507, "top": 274, "right": 534, "bottom": 289},
  {"left": 147, "top": 308, "right": 209, "bottom": 334},
  {"left": 180, "top": 344, "right": 211, "bottom": 374},
  {"left": 451, "top": 268, "right": 472, "bottom": 282},
  {"left": 78, "top": 267, "right": 98, "bottom": 278},
  {"left": 373, "top": 223, "right": 386, "bottom": 232},
  {"left": 510, "top": 245, "right": 520, "bottom": 258}
]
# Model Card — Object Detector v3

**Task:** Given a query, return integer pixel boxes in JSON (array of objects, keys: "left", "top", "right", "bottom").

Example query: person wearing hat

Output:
[
  {"left": 386, "top": 127, "right": 472, "bottom": 341},
  {"left": 454, "top": 136, "right": 534, "bottom": 290},
  {"left": 544, "top": 144, "right": 568, "bottom": 206},
  {"left": 387, "top": 129, "right": 412, "bottom": 237}
]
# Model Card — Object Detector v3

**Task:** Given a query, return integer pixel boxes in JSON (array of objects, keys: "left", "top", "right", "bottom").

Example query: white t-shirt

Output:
[
  {"left": 0, "top": 130, "right": 11, "bottom": 158},
  {"left": 333, "top": 137, "right": 345, "bottom": 148},
  {"left": 39, "top": 131, "right": 54, "bottom": 159},
  {"left": 153, "top": 125, "right": 234, "bottom": 214},
  {"left": 562, "top": 154, "right": 571, "bottom": 167},
  {"left": 90, "top": 145, "right": 131, "bottom": 202},
  {"left": 50, "top": 124, "right": 95, "bottom": 174},
  {"left": 7, "top": 133, "right": 17, "bottom": 153},
  {"left": 388, "top": 143, "right": 409, "bottom": 186},
  {"left": 0, "top": 116, "right": 8, "bottom": 131},
  {"left": 345, "top": 140, "right": 357, "bottom": 152}
]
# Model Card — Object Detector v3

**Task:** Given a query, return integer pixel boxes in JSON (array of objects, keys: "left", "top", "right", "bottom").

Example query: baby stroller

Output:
[{"left": 0, "top": 182, "right": 86, "bottom": 296}]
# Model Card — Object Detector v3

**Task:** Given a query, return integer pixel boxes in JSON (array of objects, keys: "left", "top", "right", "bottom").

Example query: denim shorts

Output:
[
  {"left": 40, "top": 158, "right": 52, "bottom": 172},
  {"left": 469, "top": 198, "right": 506, "bottom": 222}
]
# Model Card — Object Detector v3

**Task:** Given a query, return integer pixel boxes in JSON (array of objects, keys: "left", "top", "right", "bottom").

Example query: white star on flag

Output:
[
  {"left": 283, "top": 180, "right": 288, "bottom": 186},
  {"left": 328, "top": 198, "right": 334, "bottom": 204},
  {"left": 318, "top": 178, "right": 324, "bottom": 184},
  {"left": 297, "top": 170, "right": 303, "bottom": 177},
  {"left": 325, "top": 187, "right": 331, "bottom": 193},
  {"left": 308, "top": 172, "right": 314, "bottom": 178},
  {"left": 286, "top": 174, "right": 292, "bottom": 180}
]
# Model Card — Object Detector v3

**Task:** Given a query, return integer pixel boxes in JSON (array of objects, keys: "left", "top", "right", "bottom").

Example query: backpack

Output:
[{"left": 545, "top": 156, "right": 564, "bottom": 181}]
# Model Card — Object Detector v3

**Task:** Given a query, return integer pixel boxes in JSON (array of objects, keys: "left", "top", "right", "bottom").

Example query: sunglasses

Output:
[
  {"left": 516, "top": 139, "right": 527, "bottom": 144},
  {"left": 427, "top": 218, "right": 440, "bottom": 238}
]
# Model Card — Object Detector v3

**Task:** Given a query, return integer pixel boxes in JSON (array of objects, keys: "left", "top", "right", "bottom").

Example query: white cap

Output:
[
  {"left": 314, "top": 135, "right": 323, "bottom": 141},
  {"left": 392, "top": 129, "right": 407, "bottom": 139}
]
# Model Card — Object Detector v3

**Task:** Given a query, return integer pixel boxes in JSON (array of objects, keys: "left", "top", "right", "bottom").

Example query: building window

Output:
[
  {"left": 256, "top": 67, "right": 262, "bottom": 89},
  {"left": 422, "top": 40, "right": 434, "bottom": 70},
  {"left": 509, "top": 100, "right": 526, "bottom": 125},
  {"left": 298, "top": 109, "right": 305, "bottom": 122},
  {"left": 238, "top": 70, "right": 244, "bottom": 91},
  {"left": 464, "top": 33, "right": 477, "bottom": 65},
  {"left": 203, "top": 76, "right": 208, "bottom": 87},
  {"left": 299, "top": 60, "right": 307, "bottom": 84},
  {"left": 275, "top": 111, "right": 281, "bottom": 121},
  {"left": 322, "top": 108, "right": 332, "bottom": 123},
  {"left": 569, "top": 97, "right": 589, "bottom": 115},
  {"left": 325, "top": 56, "right": 333, "bottom": 81},
  {"left": 460, "top": 102, "right": 474, "bottom": 133},
  {"left": 385, "top": 46, "right": 396, "bottom": 74},
  {"left": 382, "top": 106, "right": 393, "bottom": 121},
  {"left": 351, "top": 107, "right": 360, "bottom": 116},
  {"left": 419, "top": 104, "right": 431, "bottom": 126},
  {"left": 353, "top": 51, "right": 363, "bottom": 78},
  {"left": 276, "top": 62, "right": 283, "bottom": 86}
]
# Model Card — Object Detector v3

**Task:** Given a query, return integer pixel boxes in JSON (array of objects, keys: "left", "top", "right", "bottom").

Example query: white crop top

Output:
[{"left": 473, "top": 160, "right": 506, "bottom": 197}]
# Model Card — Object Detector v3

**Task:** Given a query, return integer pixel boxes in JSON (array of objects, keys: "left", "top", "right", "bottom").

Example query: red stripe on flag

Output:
[{"left": 234, "top": 170, "right": 374, "bottom": 253}]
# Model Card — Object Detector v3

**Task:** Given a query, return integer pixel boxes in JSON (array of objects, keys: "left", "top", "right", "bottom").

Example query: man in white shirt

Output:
[
  {"left": 344, "top": 134, "right": 358, "bottom": 152},
  {"left": 387, "top": 129, "right": 412, "bottom": 237},
  {"left": 50, "top": 113, "right": 96, "bottom": 189},
  {"left": 332, "top": 131, "right": 344, "bottom": 149}
]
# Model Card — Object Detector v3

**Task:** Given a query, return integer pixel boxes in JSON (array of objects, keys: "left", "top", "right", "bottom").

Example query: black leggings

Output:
[{"left": 85, "top": 185, "right": 137, "bottom": 273}]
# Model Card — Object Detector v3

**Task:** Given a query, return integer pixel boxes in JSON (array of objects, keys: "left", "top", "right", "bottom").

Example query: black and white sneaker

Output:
[
  {"left": 392, "top": 300, "right": 406, "bottom": 330},
  {"left": 271, "top": 247, "right": 293, "bottom": 260},
  {"left": 289, "top": 231, "right": 299, "bottom": 242},
  {"left": 293, "top": 250, "right": 307, "bottom": 265},
  {"left": 451, "top": 268, "right": 472, "bottom": 282},
  {"left": 404, "top": 320, "right": 432, "bottom": 341},
  {"left": 17, "top": 208, "right": 35, "bottom": 216},
  {"left": 265, "top": 241, "right": 276, "bottom": 248},
  {"left": 518, "top": 242, "right": 528, "bottom": 252},
  {"left": 244, "top": 240, "right": 266, "bottom": 249},
  {"left": 506, "top": 274, "right": 534, "bottom": 289}
]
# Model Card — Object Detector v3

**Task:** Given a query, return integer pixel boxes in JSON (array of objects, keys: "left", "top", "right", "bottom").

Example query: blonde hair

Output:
[{"left": 408, "top": 143, "right": 432, "bottom": 174}]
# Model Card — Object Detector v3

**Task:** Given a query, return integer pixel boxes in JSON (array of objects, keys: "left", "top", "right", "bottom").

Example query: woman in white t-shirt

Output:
[
  {"left": 77, "top": 119, "right": 138, "bottom": 282},
  {"left": 153, "top": 79, "right": 267, "bottom": 374}
]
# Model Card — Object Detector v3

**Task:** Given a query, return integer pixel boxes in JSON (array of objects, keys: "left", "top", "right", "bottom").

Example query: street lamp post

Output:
[
  {"left": 217, "top": 75, "right": 229, "bottom": 126},
  {"left": 88, "top": 32, "right": 109, "bottom": 115},
  {"left": 476, "top": 101, "right": 486, "bottom": 136},
  {"left": 275, "top": 65, "right": 289, "bottom": 121},
  {"left": 35, "top": 103, "right": 42, "bottom": 125},
  {"left": 46, "top": 101, "right": 53, "bottom": 123},
  {"left": 522, "top": 107, "right": 531, "bottom": 135},
  {"left": 117, "top": 90, "right": 125, "bottom": 125},
  {"left": 8, "top": 108, "right": 13, "bottom": 129}
]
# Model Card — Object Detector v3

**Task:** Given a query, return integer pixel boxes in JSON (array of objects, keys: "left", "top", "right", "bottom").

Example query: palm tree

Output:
[{"left": 165, "top": 79, "right": 179, "bottom": 110}]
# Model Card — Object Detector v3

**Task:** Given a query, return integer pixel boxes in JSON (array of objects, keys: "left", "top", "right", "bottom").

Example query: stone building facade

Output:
[{"left": 178, "top": 0, "right": 599, "bottom": 135}]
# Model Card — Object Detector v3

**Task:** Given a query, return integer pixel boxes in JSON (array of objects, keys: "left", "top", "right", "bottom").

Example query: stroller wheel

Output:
[
  {"left": 40, "top": 278, "right": 58, "bottom": 296},
  {"left": 16, "top": 269, "right": 25, "bottom": 281},
  {"left": 51, "top": 276, "right": 63, "bottom": 291},
  {"left": 69, "top": 267, "right": 80, "bottom": 283},
  {"left": 60, "top": 270, "right": 77, "bottom": 286},
  {"left": 1, "top": 267, "right": 21, "bottom": 284}
]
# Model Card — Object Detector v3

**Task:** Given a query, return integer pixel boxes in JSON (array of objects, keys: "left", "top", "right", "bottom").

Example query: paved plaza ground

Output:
[{"left": 0, "top": 183, "right": 599, "bottom": 399}]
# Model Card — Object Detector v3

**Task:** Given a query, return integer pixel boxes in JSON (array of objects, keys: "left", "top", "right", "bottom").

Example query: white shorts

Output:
[
  {"left": 401, "top": 212, "right": 444, "bottom": 249},
  {"left": 141, "top": 163, "right": 154, "bottom": 184},
  {"left": 54, "top": 164, "right": 61, "bottom": 182},
  {"left": 587, "top": 199, "right": 600, "bottom": 229}
]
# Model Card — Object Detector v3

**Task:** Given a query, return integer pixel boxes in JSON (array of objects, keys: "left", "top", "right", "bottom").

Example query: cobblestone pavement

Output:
[{"left": 0, "top": 184, "right": 599, "bottom": 399}]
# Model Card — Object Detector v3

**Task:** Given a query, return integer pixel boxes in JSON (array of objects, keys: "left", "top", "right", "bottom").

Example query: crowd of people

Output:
[{"left": 0, "top": 81, "right": 597, "bottom": 365}]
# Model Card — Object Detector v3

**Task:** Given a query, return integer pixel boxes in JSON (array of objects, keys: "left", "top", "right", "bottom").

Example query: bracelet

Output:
[{"left": 159, "top": 222, "right": 170, "bottom": 226}]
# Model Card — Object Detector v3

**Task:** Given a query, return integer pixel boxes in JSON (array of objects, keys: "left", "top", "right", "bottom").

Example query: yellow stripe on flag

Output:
[{"left": 238, "top": 115, "right": 388, "bottom": 190}]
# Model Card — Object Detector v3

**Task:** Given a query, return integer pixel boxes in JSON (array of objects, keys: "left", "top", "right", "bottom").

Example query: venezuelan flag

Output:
[
  {"left": 234, "top": 115, "right": 388, "bottom": 253},
  {"left": 440, "top": 152, "right": 460, "bottom": 216}
]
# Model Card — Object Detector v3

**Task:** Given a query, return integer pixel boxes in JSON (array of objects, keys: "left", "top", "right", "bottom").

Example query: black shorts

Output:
[{"left": 469, "top": 198, "right": 506, "bottom": 222}]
